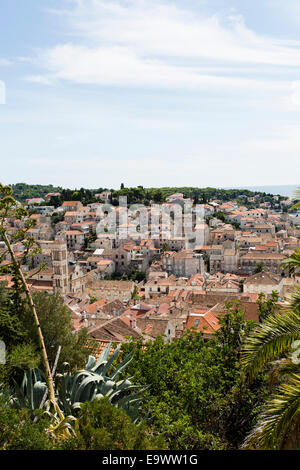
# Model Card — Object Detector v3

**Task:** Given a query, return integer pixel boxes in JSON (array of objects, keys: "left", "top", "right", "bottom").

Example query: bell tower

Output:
[{"left": 51, "top": 239, "right": 69, "bottom": 294}]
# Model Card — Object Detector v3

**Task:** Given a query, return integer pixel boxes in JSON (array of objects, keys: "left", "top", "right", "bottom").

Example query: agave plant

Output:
[
  {"left": 44, "top": 410, "right": 78, "bottom": 439},
  {"left": 56, "top": 343, "right": 147, "bottom": 423},
  {"left": 1, "top": 343, "right": 146, "bottom": 424},
  {"left": 1, "top": 369, "right": 47, "bottom": 418}
]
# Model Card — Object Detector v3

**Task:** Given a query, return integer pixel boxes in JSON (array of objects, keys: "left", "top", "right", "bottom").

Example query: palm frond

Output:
[
  {"left": 243, "top": 373, "right": 300, "bottom": 449},
  {"left": 268, "top": 358, "right": 300, "bottom": 389},
  {"left": 289, "top": 188, "right": 300, "bottom": 211},
  {"left": 281, "top": 249, "right": 300, "bottom": 275},
  {"left": 276, "top": 358, "right": 300, "bottom": 376},
  {"left": 242, "top": 310, "right": 300, "bottom": 381},
  {"left": 282, "top": 285, "right": 300, "bottom": 314}
]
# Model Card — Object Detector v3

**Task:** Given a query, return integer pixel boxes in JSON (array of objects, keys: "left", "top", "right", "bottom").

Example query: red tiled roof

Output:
[
  {"left": 62, "top": 201, "right": 81, "bottom": 206},
  {"left": 186, "top": 311, "right": 220, "bottom": 336},
  {"left": 85, "top": 299, "right": 106, "bottom": 314}
]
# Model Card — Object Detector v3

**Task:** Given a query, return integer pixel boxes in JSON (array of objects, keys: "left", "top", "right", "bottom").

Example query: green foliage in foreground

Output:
[
  {"left": 62, "top": 398, "right": 165, "bottom": 450},
  {"left": 0, "top": 343, "right": 163, "bottom": 450},
  {"left": 257, "top": 291, "right": 279, "bottom": 323},
  {"left": 1, "top": 344, "right": 146, "bottom": 424},
  {"left": 0, "top": 300, "right": 269, "bottom": 450},
  {"left": 242, "top": 301, "right": 300, "bottom": 447},
  {"left": 55, "top": 345, "right": 146, "bottom": 421},
  {"left": 0, "top": 289, "right": 91, "bottom": 384},
  {"left": 21, "top": 292, "right": 90, "bottom": 373},
  {"left": 0, "top": 395, "right": 164, "bottom": 450},
  {"left": 0, "top": 396, "right": 54, "bottom": 450},
  {"left": 119, "top": 302, "right": 268, "bottom": 450}
]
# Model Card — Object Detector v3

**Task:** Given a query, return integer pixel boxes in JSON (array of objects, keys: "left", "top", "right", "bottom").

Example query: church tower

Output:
[{"left": 51, "top": 239, "right": 69, "bottom": 295}]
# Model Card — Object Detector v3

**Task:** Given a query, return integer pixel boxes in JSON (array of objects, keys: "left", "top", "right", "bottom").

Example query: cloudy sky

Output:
[{"left": 0, "top": 0, "right": 300, "bottom": 189}]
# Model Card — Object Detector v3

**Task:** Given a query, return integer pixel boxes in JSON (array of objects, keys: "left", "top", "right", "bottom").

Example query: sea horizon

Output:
[{"left": 223, "top": 184, "right": 299, "bottom": 198}]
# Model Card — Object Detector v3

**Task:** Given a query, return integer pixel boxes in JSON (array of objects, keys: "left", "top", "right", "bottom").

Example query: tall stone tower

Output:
[{"left": 51, "top": 239, "right": 69, "bottom": 295}]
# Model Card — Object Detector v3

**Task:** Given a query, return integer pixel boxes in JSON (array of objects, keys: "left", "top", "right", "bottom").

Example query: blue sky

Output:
[{"left": 0, "top": 0, "right": 300, "bottom": 189}]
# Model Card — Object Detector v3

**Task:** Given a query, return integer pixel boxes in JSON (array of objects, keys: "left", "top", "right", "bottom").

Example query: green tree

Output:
[
  {"left": 0, "top": 183, "right": 74, "bottom": 437},
  {"left": 130, "top": 271, "right": 146, "bottom": 282},
  {"left": 254, "top": 262, "right": 265, "bottom": 274},
  {"left": 119, "top": 304, "right": 266, "bottom": 450},
  {"left": 153, "top": 190, "right": 163, "bottom": 203},
  {"left": 0, "top": 184, "right": 60, "bottom": 416},
  {"left": 215, "top": 211, "right": 226, "bottom": 222},
  {"left": 0, "top": 282, "right": 25, "bottom": 348},
  {"left": 51, "top": 211, "right": 64, "bottom": 226},
  {"left": 20, "top": 292, "right": 90, "bottom": 372},
  {"left": 257, "top": 291, "right": 279, "bottom": 323},
  {"left": 162, "top": 242, "right": 170, "bottom": 253},
  {"left": 216, "top": 301, "right": 256, "bottom": 364}
]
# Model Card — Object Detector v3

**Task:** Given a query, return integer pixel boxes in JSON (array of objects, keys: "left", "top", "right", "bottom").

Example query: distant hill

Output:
[
  {"left": 11, "top": 183, "right": 63, "bottom": 202},
  {"left": 10, "top": 182, "right": 292, "bottom": 204}
]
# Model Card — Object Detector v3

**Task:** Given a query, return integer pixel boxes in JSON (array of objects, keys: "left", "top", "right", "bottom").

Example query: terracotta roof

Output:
[
  {"left": 244, "top": 272, "right": 281, "bottom": 285},
  {"left": 62, "top": 201, "right": 81, "bottom": 206},
  {"left": 65, "top": 212, "right": 77, "bottom": 217},
  {"left": 89, "top": 317, "right": 142, "bottom": 342},
  {"left": 186, "top": 311, "right": 220, "bottom": 335},
  {"left": 97, "top": 259, "right": 113, "bottom": 266},
  {"left": 65, "top": 230, "right": 84, "bottom": 235},
  {"left": 85, "top": 299, "right": 107, "bottom": 314}
]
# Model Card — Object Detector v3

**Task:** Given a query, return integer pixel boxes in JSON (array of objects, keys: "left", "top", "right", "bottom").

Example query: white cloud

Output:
[
  {"left": 245, "top": 124, "right": 300, "bottom": 154},
  {"left": 0, "top": 58, "right": 11, "bottom": 66},
  {"left": 62, "top": 0, "right": 300, "bottom": 65},
  {"left": 285, "top": 81, "right": 300, "bottom": 111},
  {"left": 32, "top": 43, "right": 288, "bottom": 91},
  {"left": 264, "top": 0, "right": 300, "bottom": 26},
  {"left": 0, "top": 81, "right": 6, "bottom": 104},
  {"left": 25, "top": 75, "right": 56, "bottom": 86},
  {"left": 27, "top": 0, "right": 300, "bottom": 93}
]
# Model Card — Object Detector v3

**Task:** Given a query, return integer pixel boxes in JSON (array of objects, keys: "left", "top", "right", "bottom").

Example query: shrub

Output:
[{"left": 63, "top": 398, "right": 165, "bottom": 450}]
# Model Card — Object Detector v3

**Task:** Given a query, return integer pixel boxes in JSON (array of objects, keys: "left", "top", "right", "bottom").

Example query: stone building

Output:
[
  {"left": 51, "top": 240, "right": 69, "bottom": 294},
  {"left": 85, "top": 280, "right": 135, "bottom": 302},
  {"left": 240, "top": 252, "right": 285, "bottom": 274},
  {"left": 162, "top": 250, "right": 205, "bottom": 278},
  {"left": 243, "top": 272, "right": 281, "bottom": 295}
]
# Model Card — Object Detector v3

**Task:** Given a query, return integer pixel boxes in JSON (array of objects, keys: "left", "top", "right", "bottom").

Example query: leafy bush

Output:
[
  {"left": 0, "top": 396, "right": 53, "bottom": 450},
  {"left": 119, "top": 304, "right": 268, "bottom": 450},
  {"left": 62, "top": 398, "right": 165, "bottom": 450}
]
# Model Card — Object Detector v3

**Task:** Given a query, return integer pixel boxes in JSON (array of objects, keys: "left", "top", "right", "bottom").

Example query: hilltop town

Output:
[{"left": 1, "top": 185, "right": 299, "bottom": 352}]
